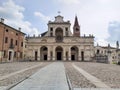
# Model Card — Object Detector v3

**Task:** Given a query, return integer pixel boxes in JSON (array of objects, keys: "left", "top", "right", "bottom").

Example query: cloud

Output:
[
  {"left": 107, "top": 21, "right": 120, "bottom": 45},
  {"left": 34, "top": 12, "right": 50, "bottom": 22},
  {"left": 56, "top": 0, "right": 120, "bottom": 46},
  {"left": 56, "top": 0, "right": 80, "bottom": 5},
  {"left": 0, "top": 0, "right": 40, "bottom": 35}
]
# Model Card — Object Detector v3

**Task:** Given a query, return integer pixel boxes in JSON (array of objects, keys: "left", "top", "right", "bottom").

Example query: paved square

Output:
[{"left": 11, "top": 62, "right": 69, "bottom": 90}]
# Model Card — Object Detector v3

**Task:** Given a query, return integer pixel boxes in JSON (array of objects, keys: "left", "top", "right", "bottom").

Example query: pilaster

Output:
[
  {"left": 63, "top": 49, "right": 66, "bottom": 61},
  {"left": 38, "top": 48, "right": 40, "bottom": 61},
  {"left": 68, "top": 47, "right": 71, "bottom": 61},
  {"left": 53, "top": 46, "right": 56, "bottom": 61},
  {"left": 47, "top": 47, "right": 51, "bottom": 61}
]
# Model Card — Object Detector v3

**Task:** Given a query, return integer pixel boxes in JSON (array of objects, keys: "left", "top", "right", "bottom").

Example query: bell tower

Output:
[{"left": 73, "top": 16, "right": 80, "bottom": 37}]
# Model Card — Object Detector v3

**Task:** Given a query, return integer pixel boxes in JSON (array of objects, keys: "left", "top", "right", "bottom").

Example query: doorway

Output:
[
  {"left": 44, "top": 54, "right": 47, "bottom": 60},
  {"left": 71, "top": 55, "right": 75, "bottom": 61},
  {"left": 81, "top": 51, "right": 84, "bottom": 61},
  {"left": 56, "top": 46, "right": 63, "bottom": 60},
  {"left": 57, "top": 52, "right": 62, "bottom": 60},
  {"left": 35, "top": 51, "right": 38, "bottom": 61},
  {"left": 8, "top": 51, "right": 12, "bottom": 61}
]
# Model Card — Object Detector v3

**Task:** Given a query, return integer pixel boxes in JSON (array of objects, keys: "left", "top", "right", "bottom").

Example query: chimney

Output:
[
  {"left": 18, "top": 27, "right": 21, "bottom": 31},
  {"left": 1, "top": 18, "right": 4, "bottom": 23}
]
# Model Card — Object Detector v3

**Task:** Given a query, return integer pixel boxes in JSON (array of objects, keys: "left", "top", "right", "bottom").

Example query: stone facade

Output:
[
  {"left": 1, "top": 15, "right": 119, "bottom": 63},
  {"left": 25, "top": 15, "right": 94, "bottom": 61},
  {"left": 0, "top": 18, "right": 25, "bottom": 62},
  {"left": 94, "top": 44, "right": 120, "bottom": 63}
]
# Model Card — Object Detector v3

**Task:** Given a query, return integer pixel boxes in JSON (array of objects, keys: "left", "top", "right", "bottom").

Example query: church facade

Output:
[{"left": 25, "top": 15, "right": 94, "bottom": 61}]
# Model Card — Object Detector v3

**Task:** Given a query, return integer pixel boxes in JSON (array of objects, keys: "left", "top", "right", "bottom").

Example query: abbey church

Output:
[
  {"left": 25, "top": 15, "right": 94, "bottom": 61},
  {"left": 0, "top": 14, "right": 120, "bottom": 63}
]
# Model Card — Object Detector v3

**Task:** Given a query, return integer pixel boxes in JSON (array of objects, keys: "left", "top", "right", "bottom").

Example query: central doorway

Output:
[
  {"left": 56, "top": 46, "right": 63, "bottom": 60},
  {"left": 57, "top": 52, "right": 62, "bottom": 60},
  {"left": 71, "top": 55, "right": 75, "bottom": 60},
  {"left": 44, "top": 54, "right": 47, "bottom": 60}
]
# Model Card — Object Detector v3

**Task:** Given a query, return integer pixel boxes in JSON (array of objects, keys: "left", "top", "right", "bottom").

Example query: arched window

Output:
[{"left": 55, "top": 28, "right": 63, "bottom": 42}]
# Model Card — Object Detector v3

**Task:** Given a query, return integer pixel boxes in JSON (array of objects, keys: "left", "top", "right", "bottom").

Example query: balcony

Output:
[{"left": 9, "top": 44, "right": 14, "bottom": 49}]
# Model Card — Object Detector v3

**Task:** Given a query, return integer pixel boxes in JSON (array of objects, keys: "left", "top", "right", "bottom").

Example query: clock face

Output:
[
  {"left": 56, "top": 35, "right": 63, "bottom": 42},
  {"left": 57, "top": 35, "right": 61, "bottom": 40}
]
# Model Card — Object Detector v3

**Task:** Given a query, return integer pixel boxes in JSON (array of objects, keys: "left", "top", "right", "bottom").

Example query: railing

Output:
[{"left": 9, "top": 44, "right": 14, "bottom": 49}]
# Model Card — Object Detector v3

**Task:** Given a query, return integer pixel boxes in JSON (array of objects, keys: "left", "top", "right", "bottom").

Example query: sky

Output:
[{"left": 0, "top": 0, "right": 120, "bottom": 47}]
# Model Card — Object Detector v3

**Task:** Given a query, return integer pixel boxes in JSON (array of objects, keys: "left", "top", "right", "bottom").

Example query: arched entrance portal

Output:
[
  {"left": 71, "top": 46, "right": 78, "bottom": 61},
  {"left": 56, "top": 46, "right": 63, "bottom": 60},
  {"left": 40, "top": 46, "right": 48, "bottom": 61}
]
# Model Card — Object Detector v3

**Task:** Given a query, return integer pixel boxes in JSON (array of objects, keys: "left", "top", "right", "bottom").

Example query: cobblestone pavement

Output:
[
  {"left": 11, "top": 62, "right": 69, "bottom": 90},
  {"left": 0, "top": 62, "right": 42, "bottom": 77},
  {"left": 0, "top": 62, "right": 51, "bottom": 86},
  {"left": 0, "top": 61, "right": 120, "bottom": 90},
  {"left": 74, "top": 62, "right": 120, "bottom": 88},
  {"left": 64, "top": 62, "right": 96, "bottom": 88},
  {"left": 73, "top": 88, "right": 120, "bottom": 90}
]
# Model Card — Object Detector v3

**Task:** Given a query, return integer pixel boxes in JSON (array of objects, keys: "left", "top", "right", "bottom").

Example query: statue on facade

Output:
[{"left": 116, "top": 41, "right": 119, "bottom": 49}]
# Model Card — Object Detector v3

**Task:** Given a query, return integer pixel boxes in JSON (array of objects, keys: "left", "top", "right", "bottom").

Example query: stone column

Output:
[
  {"left": 68, "top": 47, "right": 71, "bottom": 61},
  {"left": 53, "top": 28, "right": 55, "bottom": 36},
  {"left": 78, "top": 50, "right": 81, "bottom": 61},
  {"left": 47, "top": 47, "right": 50, "bottom": 61},
  {"left": 63, "top": 48, "right": 66, "bottom": 61},
  {"left": 38, "top": 48, "right": 40, "bottom": 61},
  {"left": 63, "top": 28, "right": 65, "bottom": 36},
  {"left": 32, "top": 49, "right": 34, "bottom": 60},
  {"left": 53, "top": 46, "right": 56, "bottom": 61}
]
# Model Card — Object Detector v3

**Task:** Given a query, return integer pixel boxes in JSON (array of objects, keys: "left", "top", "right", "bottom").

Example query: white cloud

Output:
[
  {"left": 107, "top": 21, "right": 120, "bottom": 46},
  {"left": 56, "top": 0, "right": 80, "bottom": 5},
  {"left": 95, "top": 39, "right": 108, "bottom": 46},
  {"left": 58, "top": 0, "right": 120, "bottom": 46},
  {"left": 34, "top": 12, "right": 50, "bottom": 22},
  {"left": 0, "top": 0, "right": 40, "bottom": 36}
]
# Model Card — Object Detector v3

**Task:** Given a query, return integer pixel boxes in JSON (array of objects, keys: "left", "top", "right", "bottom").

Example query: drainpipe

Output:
[{"left": 17, "top": 28, "right": 21, "bottom": 61}]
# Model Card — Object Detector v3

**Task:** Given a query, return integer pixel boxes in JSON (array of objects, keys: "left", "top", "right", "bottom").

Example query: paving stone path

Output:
[
  {"left": 1, "top": 62, "right": 119, "bottom": 90},
  {"left": 10, "top": 62, "right": 69, "bottom": 90}
]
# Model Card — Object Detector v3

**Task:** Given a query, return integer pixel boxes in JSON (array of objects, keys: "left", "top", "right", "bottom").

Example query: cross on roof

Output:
[{"left": 58, "top": 11, "right": 61, "bottom": 15}]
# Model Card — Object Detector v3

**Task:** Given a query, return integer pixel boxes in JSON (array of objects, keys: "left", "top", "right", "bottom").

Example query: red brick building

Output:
[{"left": 0, "top": 18, "right": 25, "bottom": 62}]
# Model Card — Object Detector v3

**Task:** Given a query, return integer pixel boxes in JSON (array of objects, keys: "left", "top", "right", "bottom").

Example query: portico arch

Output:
[
  {"left": 71, "top": 46, "right": 78, "bottom": 61},
  {"left": 55, "top": 46, "right": 63, "bottom": 60},
  {"left": 40, "top": 46, "right": 48, "bottom": 60}
]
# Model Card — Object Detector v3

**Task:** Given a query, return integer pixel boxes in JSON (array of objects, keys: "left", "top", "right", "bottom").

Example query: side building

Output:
[
  {"left": 94, "top": 42, "right": 120, "bottom": 63},
  {"left": 0, "top": 18, "right": 25, "bottom": 62},
  {"left": 25, "top": 15, "right": 94, "bottom": 61}
]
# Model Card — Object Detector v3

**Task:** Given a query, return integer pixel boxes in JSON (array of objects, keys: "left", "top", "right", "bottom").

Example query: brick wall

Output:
[{"left": 0, "top": 22, "right": 25, "bottom": 62}]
